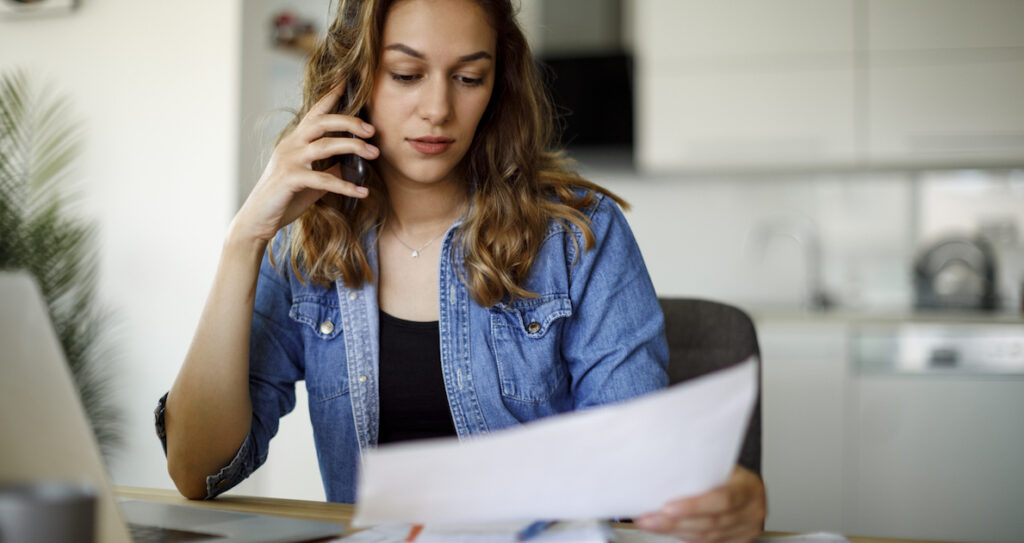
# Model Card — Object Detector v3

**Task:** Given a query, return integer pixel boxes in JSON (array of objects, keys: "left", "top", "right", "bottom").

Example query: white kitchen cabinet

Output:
[
  {"left": 635, "top": 0, "right": 854, "bottom": 64},
  {"left": 638, "top": 68, "right": 857, "bottom": 172},
  {"left": 864, "top": 0, "right": 1024, "bottom": 167},
  {"left": 866, "top": 60, "right": 1024, "bottom": 167},
  {"left": 632, "top": 0, "right": 1024, "bottom": 171},
  {"left": 633, "top": 0, "right": 857, "bottom": 172},
  {"left": 867, "top": 0, "right": 1024, "bottom": 52},
  {"left": 757, "top": 320, "right": 849, "bottom": 533},
  {"left": 848, "top": 376, "right": 1024, "bottom": 542}
]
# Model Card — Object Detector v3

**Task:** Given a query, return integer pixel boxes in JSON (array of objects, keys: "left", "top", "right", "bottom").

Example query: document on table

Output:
[
  {"left": 335, "top": 522, "right": 614, "bottom": 543},
  {"left": 353, "top": 356, "right": 758, "bottom": 526},
  {"left": 613, "top": 530, "right": 851, "bottom": 543},
  {"left": 334, "top": 526, "right": 852, "bottom": 543},
  {"left": 415, "top": 520, "right": 612, "bottom": 543}
]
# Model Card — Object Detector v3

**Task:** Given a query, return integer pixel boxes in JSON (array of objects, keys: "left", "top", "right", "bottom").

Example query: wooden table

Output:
[{"left": 114, "top": 486, "right": 953, "bottom": 543}]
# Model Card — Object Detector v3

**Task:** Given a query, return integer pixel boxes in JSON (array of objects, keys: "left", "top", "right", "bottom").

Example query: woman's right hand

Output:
[{"left": 231, "top": 84, "right": 379, "bottom": 245}]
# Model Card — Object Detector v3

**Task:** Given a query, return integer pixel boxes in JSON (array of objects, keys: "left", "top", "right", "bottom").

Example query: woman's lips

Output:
[{"left": 408, "top": 137, "right": 454, "bottom": 155}]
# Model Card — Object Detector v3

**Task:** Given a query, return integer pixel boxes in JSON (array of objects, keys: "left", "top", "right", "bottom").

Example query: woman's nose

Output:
[{"left": 419, "top": 77, "right": 452, "bottom": 125}]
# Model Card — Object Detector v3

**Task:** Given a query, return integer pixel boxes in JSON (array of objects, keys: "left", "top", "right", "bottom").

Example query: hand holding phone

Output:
[{"left": 235, "top": 83, "right": 377, "bottom": 243}]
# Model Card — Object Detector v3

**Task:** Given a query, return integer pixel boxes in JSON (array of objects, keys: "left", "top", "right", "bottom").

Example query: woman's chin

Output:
[{"left": 393, "top": 165, "right": 462, "bottom": 187}]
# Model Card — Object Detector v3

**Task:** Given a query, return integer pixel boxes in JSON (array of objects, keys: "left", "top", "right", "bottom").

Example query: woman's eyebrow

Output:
[{"left": 384, "top": 43, "right": 493, "bottom": 63}]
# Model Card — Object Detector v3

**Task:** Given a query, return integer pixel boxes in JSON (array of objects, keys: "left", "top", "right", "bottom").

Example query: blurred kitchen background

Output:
[{"left": 2, "top": 1, "right": 1023, "bottom": 541}]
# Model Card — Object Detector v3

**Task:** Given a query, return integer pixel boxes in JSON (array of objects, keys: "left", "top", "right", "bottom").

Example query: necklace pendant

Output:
[{"left": 411, "top": 250, "right": 419, "bottom": 258}]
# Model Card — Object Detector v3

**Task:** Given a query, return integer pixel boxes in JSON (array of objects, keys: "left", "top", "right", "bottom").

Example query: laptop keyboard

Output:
[{"left": 128, "top": 523, "right": 222, "bottom": 542}]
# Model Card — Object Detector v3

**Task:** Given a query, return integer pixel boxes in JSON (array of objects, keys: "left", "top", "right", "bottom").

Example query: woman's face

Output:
[{"left": 368, "top": 0, "right": 497, "bottom": 190}]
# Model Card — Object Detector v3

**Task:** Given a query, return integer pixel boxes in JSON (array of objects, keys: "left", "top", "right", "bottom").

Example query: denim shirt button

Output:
[
  {"left": 358, "top": 375, "right": 368, "bottom": 383},
  {"left": 319, "top": 320, "right": 335, "bottom": 335},
  {"left": 348, "top": 291, "right": 358, "bottom": 300},
  {"left": 527, "top": 321, "right": 541, "bottom": 333}
]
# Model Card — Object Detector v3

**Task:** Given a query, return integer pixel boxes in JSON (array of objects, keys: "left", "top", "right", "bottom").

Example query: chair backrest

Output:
[{"left": 658, "top": 298, "right": 762, "bottom": 476}]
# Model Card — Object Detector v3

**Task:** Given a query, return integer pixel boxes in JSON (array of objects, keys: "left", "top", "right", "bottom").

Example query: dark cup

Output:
[{"left": 0, "top": 483, "right": 96, "bottom": 543}]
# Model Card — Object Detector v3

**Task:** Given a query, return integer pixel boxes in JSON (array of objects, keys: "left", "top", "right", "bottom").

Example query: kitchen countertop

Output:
[{"left": 748, "top": 307, "right": 1024, "bottom": 326}]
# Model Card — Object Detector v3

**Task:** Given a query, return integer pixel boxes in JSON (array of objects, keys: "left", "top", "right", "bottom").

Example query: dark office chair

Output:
[{"left": 658, "top": 298, "right": 762, "bottom": 476}]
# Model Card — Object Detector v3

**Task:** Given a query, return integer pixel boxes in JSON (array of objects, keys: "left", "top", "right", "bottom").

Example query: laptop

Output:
[{"left": 0, "top": 271, "right": 346, "bottom": 542}]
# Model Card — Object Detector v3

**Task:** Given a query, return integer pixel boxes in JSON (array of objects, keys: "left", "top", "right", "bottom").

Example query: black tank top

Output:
[{"left": 377, "top": 310, "right": 457, "bottom": 444}]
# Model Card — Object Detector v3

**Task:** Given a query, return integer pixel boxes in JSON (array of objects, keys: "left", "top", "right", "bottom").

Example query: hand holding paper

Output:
[
  {"left": 353, "top": 356, "right": 759, "bottom": 526},
  {"left": 635, "top": 464, "right": 766, "bottom": 542}
]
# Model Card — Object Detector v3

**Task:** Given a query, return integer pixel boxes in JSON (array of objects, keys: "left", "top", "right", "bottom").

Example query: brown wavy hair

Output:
[{"left": 280, "top": 0, "right": 627, "bottom": 306}]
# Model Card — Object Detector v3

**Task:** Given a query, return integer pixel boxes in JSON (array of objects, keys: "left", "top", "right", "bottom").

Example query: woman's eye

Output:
[
  {"left": 457, "top": 76, "right": 484, "bottom": 87},
  {"left": 390, "top": 73, "right": 420, "bottom": 83}
]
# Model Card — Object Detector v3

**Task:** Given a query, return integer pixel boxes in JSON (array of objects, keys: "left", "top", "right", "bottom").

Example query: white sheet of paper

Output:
[{"left": 353, "top": 356, "right": 758, "bottom": 526}]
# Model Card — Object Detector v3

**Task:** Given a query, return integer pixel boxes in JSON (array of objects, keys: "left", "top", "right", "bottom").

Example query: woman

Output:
[{"left": 159, "top": 0, "right": 766, "bottom": 541}]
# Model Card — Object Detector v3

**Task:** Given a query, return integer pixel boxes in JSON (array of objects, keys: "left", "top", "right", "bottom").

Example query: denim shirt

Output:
[{"left": 156, "top": 191, "right": 668, "bottom": 503}]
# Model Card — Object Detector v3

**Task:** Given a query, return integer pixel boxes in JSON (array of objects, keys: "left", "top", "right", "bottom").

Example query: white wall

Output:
[{"left": 0, "top": 0, "right": 242, "bottom": 491}]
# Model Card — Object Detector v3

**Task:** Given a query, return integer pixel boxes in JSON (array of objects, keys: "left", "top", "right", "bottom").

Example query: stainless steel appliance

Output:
[{"left": 913, "top": 236, "right": 998, "bottom": 311}]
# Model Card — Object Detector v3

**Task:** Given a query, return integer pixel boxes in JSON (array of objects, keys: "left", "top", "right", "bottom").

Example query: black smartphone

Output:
[{"left": 334, "top": 80, "right": 369, "bottom": 211}]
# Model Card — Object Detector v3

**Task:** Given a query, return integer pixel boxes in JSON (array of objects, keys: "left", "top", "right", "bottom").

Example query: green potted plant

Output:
[{"left": 0, "top": 69, "right": 122, "bottom": 461}]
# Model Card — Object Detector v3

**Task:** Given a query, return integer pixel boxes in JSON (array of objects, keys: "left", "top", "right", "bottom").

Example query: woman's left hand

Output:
[{"left": 634, "top": 465, "right": 767, "bottom": 543}]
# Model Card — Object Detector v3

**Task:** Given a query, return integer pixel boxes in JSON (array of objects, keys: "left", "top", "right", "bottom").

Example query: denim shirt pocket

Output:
[
  {"left": 288, "top": 295, "right": 349, "bottom": 402},
  {"left": 489, "top": 295, "right": 573, "bottom": 403}
]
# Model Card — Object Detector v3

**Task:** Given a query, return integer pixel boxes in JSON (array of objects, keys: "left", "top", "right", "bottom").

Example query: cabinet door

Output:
[
  {"left": 865, "top": 0, "right": 1024, "bottom": 166},
  {"left": 867, "top": 60, "right": 1024, "bottom": 166},
  {"left": 637, "top": 0, "right": 853, "bottom": 64},
  {"left": 850, "top": 377, "right": 1024, "bottom": 542},
  {"left": 868, "top": 0, "right": 1024, "bottom": 51},
  {"left": 758, "top": 321, "right": 848, "bottom": 533},
  {"left": 633, "top": 0, "right": 857, "bottom": 172},
  {"left": 638, "top": 69, "right": 857, "bottom": 172}
]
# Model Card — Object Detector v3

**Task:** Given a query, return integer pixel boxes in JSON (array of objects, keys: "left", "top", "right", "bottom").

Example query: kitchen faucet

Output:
[{"left": 749, "top": 216, "right": 835, "bottom": 311}]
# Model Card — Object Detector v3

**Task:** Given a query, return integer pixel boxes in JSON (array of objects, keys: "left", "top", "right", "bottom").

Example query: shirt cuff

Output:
[
  {"left": 204, "top": 432, "right": 256, "bottom": 499},
  {"left": 154, "top": 392, "right": 169, "bottom": 455},
  {"left": 153, "top": 392, "right": 257, "bottom": 500}
]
